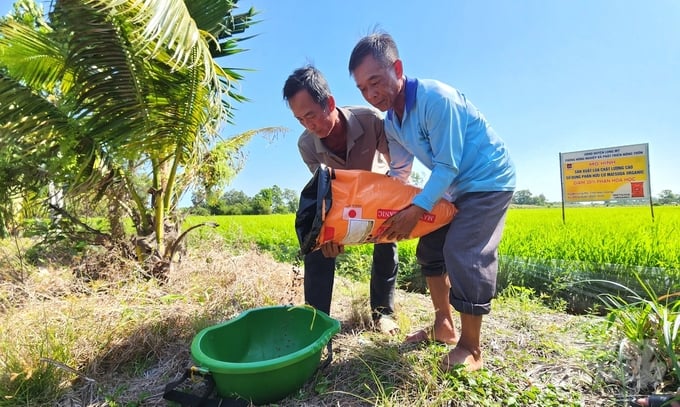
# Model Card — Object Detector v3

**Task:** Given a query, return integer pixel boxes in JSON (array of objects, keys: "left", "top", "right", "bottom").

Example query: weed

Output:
[
  {"left": 594, "top": 272, "right": 680, "bottom": 393},
  {"left": 6, "top": 206, "right": 680, "bottom": 405}
]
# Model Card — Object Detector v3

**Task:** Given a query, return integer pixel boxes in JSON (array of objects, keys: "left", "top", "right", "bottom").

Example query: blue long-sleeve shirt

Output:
[{"left": 386, "top": 77, "right": 516, "bottom": 211}]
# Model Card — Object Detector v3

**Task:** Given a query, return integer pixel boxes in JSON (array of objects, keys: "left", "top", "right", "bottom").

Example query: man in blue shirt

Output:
[{"left": 349, "top": 32, "right": 516, "bottom": 372}]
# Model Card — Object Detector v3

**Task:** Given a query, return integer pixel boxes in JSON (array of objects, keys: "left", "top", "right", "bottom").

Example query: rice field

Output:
[
  {"left": 186, "top": 205, "right": 680, "bottom": 312},
  {"left": 502, "top": 206, "right": 678, "bottom": 271},
  {"left": 187, "top": 213, "right": 300, "bottom": 262},
  {"left": 500, "top": 206, "right": 679, "bottom": 311}
]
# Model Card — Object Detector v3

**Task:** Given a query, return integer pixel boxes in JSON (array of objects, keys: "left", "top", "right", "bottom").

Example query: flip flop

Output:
[
  {"left": 374, "top": 315, "right": 400, "bottom": 335},
  {"left": 404, "top": 326, "right": 457, "bottom": 346}
]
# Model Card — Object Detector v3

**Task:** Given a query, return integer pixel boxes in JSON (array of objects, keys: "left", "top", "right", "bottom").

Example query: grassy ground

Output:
[{"left": 0, "top": 236, "right": 660, "bottom": 406}]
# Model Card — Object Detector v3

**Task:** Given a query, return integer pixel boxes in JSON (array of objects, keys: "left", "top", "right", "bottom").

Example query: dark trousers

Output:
[
  {"left": 416, "top": 191, "right": 513, "bottom": 315},
  {"left": 304, "top": 242, "right": 398, "bottom": 319}
]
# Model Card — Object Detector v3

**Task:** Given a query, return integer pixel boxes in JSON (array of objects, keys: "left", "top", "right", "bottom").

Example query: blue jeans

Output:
[{"left": 303, "top": 242, "right": 398, "bottom": 320}]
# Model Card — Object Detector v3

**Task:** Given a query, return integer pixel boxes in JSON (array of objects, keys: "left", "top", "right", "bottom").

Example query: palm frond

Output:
[
  {"left": 0, "top": 75, "right": 70, "bottom": 139},
  {"left": 84, "top": 0, "right": 215, "bottom": 80},
  {"left": 0, "top": 20, "right": 72, "bottom": 93},
  {"left": 1, "top": 0, "right": 260, "bottom": 253}
]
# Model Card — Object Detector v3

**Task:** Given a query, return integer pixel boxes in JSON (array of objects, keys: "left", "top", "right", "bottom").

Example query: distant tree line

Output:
[
  {"left": 190, "top": 185, "right": 300, "bottom": 215},
  {"left": 189, "top": 187, "right": 679, "bottom": 216},
  {"left": 512, "top": 189, "right": 680, "bottom": 206},
  {"left": 512, "top": 190, "right": 548, "bottom": 206},
  {"left": 186, "top": 171, "right": 428, "bottom": 217},
  {"left": 656, "top": 189, "right": 680, "bottom": 205}
]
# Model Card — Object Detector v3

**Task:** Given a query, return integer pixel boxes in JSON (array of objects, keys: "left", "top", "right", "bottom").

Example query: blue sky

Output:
[{"left": 2, "top": 0, "right": 679, "bottom": 202}]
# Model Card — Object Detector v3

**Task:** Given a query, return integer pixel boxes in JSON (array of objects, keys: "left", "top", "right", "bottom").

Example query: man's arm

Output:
[
  {"left": 376, "top": 89, "right": 461, "bottom": 241},
  {"left": 411, "top": 93, "right": 463, "bottom": 211}
]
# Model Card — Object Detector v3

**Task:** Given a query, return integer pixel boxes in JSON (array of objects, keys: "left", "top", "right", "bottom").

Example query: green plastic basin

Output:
[{"left": 190, "top": 305, "right": 340, "bottom": 405}]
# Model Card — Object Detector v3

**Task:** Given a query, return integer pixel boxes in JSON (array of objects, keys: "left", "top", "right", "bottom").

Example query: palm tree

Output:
[{"left": 0, "top": 0, "right": 275, "bottom": 276}]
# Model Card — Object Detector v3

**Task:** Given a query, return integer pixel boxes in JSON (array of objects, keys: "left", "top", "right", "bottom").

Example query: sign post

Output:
[{"left": 559, "top": 143, "right": 653, "bottom": 222}]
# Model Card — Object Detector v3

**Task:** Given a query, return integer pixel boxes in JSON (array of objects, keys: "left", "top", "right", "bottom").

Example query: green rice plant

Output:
[
  {"left": 502, "top": 207, "right": 674, "bottom": 269},
  {"left": 500, "top": 206, "right": 680, "bottom": 311},
  {"left": 185, "top": 214, "right": 300, "bottom": 262},
  {"left": 190, "top": 214, "right": 422, "bottom": 284},
  {"left": 190, "top": 207, "right": 680, "bottom": 313}
]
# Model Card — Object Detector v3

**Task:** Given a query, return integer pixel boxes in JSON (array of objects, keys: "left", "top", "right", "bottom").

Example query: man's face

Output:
[
  {"left": 352, "top": 54, "right": 401, "bottom": 112},
  {"left": 288, "top": 89, "right": 335, "bottom": 138}
]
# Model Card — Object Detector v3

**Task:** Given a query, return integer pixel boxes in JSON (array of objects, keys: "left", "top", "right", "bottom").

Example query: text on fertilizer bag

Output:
[{"left": 376, "top": 209, "right": 437, "bottom": 223}]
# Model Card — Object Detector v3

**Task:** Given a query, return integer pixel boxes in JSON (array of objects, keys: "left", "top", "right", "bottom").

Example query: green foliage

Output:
[
  {"left": 193, "top": 207, "right": 680, "bottom": 308},
  {"left": 335, "top": 244, "right": 424, "bottom": 290},
  {"left": 394, "top": 243, "right": 425, "bottom": 292},
  {"left": 499, "top": 206, "right": 680, "bottom": 312},
  {"left": 0, "top": 303, "right": 84, "bottom": 406},
  {"left": 185, "top": 214, "right": 421, "bottom": 280},
  {"left": 186, "top": 215, "right": 301, "bottom": 262},
  {"left": 0, "top": 357, "right": 66, "bottom": 407},
  {"left": 598, "top": 273, "right": 680, "bottom": 386},
  {"left": 317, "top": 290, "right": 598, "bottom": 407},
  {"left": 512, "top": 189, "right": 547, "bottom": 206},
  {"left": 657, "top": 189, "right": 679, "bottom": 205},
  {"left": 197, "top": 129, "right": 285, "bottom": 203},
  {"left": 251, "top": 188, "right": 274, "bottom": 215},
  {"left": 191, "top": 185, "right": 300, "bottom": 216},
  {"left": 335, "top": 246, "right": 374, "bottom": 282},
  {"left": 0, "top": 0, "right": 263, "bottom": 270}
]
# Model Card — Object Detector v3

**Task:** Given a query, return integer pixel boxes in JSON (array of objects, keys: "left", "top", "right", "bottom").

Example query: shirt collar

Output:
[
  {"left": 312, "top": 107, "right": 357, "bottom": 153},
  {"left": 387, "top": 76, "right": 417, "bottom": 121}
]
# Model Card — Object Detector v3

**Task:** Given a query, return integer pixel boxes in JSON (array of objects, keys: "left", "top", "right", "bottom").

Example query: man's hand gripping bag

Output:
[{"left": 295, "top": 165, "right": 457, "bottom": 255}]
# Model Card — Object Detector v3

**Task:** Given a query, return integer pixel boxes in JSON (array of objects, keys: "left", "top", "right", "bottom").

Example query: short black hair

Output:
[
  {"left": 348, "top": 32, "right": 400, "bottom": 74},
  {"left": 282, "top": 65, "right": 332, "bottom": 109}
]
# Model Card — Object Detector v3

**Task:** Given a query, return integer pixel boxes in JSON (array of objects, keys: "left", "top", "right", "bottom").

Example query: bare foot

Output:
[
  {"left": 404, "top": 324, "right": 457, "bottom": 345},
  {"left": 374, "top": 315, "right": 400, "bottom": 336},
  {"left": 440, "top": 345, "right": 483, "bottom": 372}
]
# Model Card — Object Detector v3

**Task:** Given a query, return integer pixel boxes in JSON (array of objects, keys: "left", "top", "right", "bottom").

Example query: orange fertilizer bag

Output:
[{"left": 295, "top": 165, "right": 457, "bottom": 255}]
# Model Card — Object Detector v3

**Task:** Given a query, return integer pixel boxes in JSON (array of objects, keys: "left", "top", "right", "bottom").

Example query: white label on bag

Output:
[{"left": 341, "top": 219, "right": 374, "bottom": 244}]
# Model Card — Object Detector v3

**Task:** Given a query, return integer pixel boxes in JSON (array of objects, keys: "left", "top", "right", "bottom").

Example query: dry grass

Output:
[{"left": 0, "top": 237, "right": 641, "bottom": 406}]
